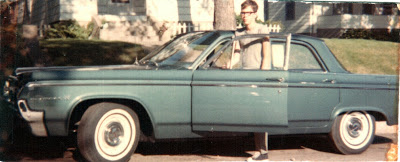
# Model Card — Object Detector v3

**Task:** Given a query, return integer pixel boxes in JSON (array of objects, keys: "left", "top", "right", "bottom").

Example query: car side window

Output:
[
  {"left": 270, "top": 41, "right": 323, "bottom": 71},
  {"left": 204, "top": 36, "right": 323, "bottom": 71},
  {"left": 288, "top": 43, "right": 323, "bottom": 71},
  {"left": 210, "top": 42, "right": 239, "bottom": 69},
  {"left": 208, "top": 37, "right": 282, "bottom": 70}
]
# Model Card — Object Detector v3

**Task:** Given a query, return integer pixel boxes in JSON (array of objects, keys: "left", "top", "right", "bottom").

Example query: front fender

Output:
[
  {"left": 67, "top": 94, "right": 155, "bottom": 133},
  {"left": 20, "top": 78, "right": 193, "bottom": 137}
]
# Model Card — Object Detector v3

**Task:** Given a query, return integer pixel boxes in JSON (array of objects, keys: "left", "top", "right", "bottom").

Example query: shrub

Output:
[
  {"left": 45, "top": 20, "right": 94, "bottom": 39},
  {"left": 340, "top": 29, "right": 399, "bottom": 42},
  {"left": 340, "top": 29, "right": 371, "bottom": 39}
]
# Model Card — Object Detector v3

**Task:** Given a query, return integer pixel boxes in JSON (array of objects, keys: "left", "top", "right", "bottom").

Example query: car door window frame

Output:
[
  {"left": 286, "top": 40, "right": 328, "bottom": 73},
  {"left": 190, "top": 37, "right": 232, "bottom": 70},
  {"left": 200, "top": 33, "right": 293, "bottom": 71}
]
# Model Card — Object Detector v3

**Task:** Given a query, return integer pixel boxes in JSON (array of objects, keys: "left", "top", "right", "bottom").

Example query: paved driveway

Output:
[
  {"left": 129, "top": 121, "right": 397, "bottom": 161},
  {"left": 0, "top": 121, "right": 397, "bottom": 161}
]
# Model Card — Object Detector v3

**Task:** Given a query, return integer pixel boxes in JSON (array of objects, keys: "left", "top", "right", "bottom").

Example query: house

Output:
[
  {"left": 12, "top": 0, "right": 400, "bottom": 44},
  {"left": 266, "top": 1, "right": 400, "bottom": 38},
  {"left": 13, "top": 0, "right": 268, "bottom": 44}
]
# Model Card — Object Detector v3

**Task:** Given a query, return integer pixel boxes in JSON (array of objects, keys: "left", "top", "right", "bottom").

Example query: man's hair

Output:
[{"left": 241, "top": 0, "right": 258, "bottom": 12}]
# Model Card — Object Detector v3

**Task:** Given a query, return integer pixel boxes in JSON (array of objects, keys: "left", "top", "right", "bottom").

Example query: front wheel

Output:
[
  {"left": 329, "top": 111, "right": 375, "bottom": 154},
  {"left": 77, "top": 102, "right": 140, "bottom": 162}
]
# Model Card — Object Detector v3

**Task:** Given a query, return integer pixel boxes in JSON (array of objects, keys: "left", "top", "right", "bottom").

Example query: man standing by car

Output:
[
  {"left": 233, "top": 0, "right": 271, "bottom": 161},
  {"left": 233, "top": 0, "right": 271, "bottom": 70}
]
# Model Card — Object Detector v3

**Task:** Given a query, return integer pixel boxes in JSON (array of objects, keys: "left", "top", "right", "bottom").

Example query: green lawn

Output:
[
  {"left": 39, "top": 38, "right": 398, "bottom": 75},
  {"left": 323, "top": 38, "right": 398, "bottom": 75}
]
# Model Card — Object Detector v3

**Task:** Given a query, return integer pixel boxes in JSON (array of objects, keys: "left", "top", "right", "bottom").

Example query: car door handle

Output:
[
  {"left": 266, "top": 78, "right": 285, "bottom": 82},
  {"left": 323, "top": 79, "right": 336, "bottom": 84}
]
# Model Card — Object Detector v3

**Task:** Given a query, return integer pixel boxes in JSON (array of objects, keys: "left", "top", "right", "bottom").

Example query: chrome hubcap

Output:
[
  {"left": 104, "top": 122, "right": 124, "bottom": 146},
  {"left": 347, "top": 118, "right": 362, "bottom": 138}
]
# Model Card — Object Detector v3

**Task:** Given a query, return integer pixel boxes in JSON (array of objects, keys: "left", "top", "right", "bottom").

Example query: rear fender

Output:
[{"left": 330, "top": 106, "right": 391, "bottom": 125}]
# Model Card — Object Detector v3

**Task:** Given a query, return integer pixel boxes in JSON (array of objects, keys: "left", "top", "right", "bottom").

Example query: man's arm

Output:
[
  {"left": 228, "top": 41, "right": 241, "bottom": 69},
  {"left": 260, "top": 37, "right": 271, "bottom": 70}
]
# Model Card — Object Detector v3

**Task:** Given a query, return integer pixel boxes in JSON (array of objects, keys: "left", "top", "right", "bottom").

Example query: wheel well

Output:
[
  {"left": 336, "top": 111, "right": 387, "bottom": 122},
  {"left": 69, "top": 99, "right": 154, "bottom": 137},
  {"left": 366, "top": 111, "right": 387, "bottom": 122}
]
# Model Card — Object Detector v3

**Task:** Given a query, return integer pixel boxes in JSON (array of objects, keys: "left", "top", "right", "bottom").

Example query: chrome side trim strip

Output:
[
  {"left": 27, "top": 83, "right": 189, "bottom": 88},
  {"left": 17, "top": 100, "right": 48, "bottom": 136},
  {"left": 26, "top": 82, "right": 397, "bottom": 91},
  {"left": 192, "top": 84, "right": 397, "bottom": 90}
]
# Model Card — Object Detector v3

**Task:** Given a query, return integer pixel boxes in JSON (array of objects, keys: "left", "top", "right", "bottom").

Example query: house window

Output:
[
  {"left": 286, "top": 2, "right": 295, "bottom": 20},
  {"left": 362, "top": 4, "right": 375, "bottom": 15},
  {"left": 333, "top": 3, "right": 353, "bottom": 15},
  {"left": 382, "top": 4, "right": 393, "bottom": 15},
  {"left": 112, "top": 0, "right": 129, "bottom": 3}
]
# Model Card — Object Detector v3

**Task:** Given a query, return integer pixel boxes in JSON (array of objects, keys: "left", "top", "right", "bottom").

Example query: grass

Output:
[
  {"left": 39, "top": 38, "right": 399, "bottom": 75},
  {"left": 323, "top": 38, "right": 399, "bottom": 75}
]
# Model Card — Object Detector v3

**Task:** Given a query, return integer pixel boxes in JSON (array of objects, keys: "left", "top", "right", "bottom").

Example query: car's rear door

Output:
[{"left": 285, "top": 41, "right": 340, "bottom": 131}]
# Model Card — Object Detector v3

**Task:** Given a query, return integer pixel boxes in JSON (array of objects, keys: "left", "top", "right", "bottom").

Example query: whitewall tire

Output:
[
  {"left": 330, "top": 111, "right": 375, "bottom": 154},
  {"left": 77, "top": 102, "right": 140, "bottom": 162}
]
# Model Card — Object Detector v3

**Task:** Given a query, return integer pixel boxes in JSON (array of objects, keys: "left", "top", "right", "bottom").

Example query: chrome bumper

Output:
[{"left": 17, "top": 100, "right": 48, "bottom": 136}]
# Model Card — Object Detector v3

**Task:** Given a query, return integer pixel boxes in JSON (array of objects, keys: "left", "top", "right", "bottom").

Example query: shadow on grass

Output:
[{"left": 40, "top": 39, "right": 151, "bottom": 66}]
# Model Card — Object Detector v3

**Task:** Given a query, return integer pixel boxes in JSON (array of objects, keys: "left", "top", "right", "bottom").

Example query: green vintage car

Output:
[{"left": 3, "top": 31, "right": 398, "bottom": 161}]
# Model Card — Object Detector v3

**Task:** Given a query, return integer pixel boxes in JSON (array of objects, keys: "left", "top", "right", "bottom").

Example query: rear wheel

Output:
[
  {"left": 77, "top": 102, "right": 140, "bottom": 162},
  {"left": 329, "top": 111, "right": 375, "bottom": 154}
]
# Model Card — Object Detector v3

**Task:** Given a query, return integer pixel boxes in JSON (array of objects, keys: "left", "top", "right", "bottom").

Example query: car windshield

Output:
[{"left": 139, "top": 32, "right": 219, "bottom": 69}]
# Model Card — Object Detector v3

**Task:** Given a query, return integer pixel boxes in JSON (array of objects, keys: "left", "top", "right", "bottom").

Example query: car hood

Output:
[
  {"left": 14, "top": 64, "right": 156, "bottom": 82},
  {"left": 14, "top": 64, "right": 193, "bottom": 82}
]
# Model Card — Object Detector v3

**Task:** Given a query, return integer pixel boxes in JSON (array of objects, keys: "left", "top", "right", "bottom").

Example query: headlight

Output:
[
  {"left": 3, "top": 77, "right": 18, "bottom": 102},
  {"left": 3, "top": 80, "right": 11, "bottom": 98}
]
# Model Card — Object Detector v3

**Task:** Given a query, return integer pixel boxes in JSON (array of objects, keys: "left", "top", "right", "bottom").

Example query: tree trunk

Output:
[{"left": 214, "top": 0, "right": 236, "bottom": 30}]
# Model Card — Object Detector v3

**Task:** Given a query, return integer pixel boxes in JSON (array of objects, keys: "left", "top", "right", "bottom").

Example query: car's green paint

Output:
[
  {"left": 192, "top": 70, "right": 289, "bottom": 133},
  {"left": 6, "top": 31, "right": 398, "bottom": 140}
]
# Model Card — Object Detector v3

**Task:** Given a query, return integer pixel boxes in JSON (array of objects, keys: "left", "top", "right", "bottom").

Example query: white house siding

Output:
[
  {"left": 146, "top": 0, "right": 179, "bottom": 22},
  {"left": 316, "top": 3, "right": 399, "bottom": 30},
  {"left": 59, "top": 0, "right": 97, "bottom": 26},
  {"left": 268, "top": 2, "right": 314, "bottom": 34},
  {"left": 317, "top": 14, "right": 399, "bottom": 29},
  {"left": 315, "top": 3, "right": 399, "bottom": 37},
  {"left": 17, "top": 0, "right": 97, "bottom": 27},
  {"left": 315, "top": 3, "right": 334, "bottom": 16},
  {"left": 146, "top": 0, "right": 214, "bottom": 23},
  {"left": 146, "top": 0, "right": 265, "bottom": 23},
  {"left": 97, "top": 0, "right": 145, "bottom": 16},
  {"left": 189, "top": 0, "right": 214, "bottom": 23},
  {"left": 267, "top": 2, "right": 286, "bottom": 22}
]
